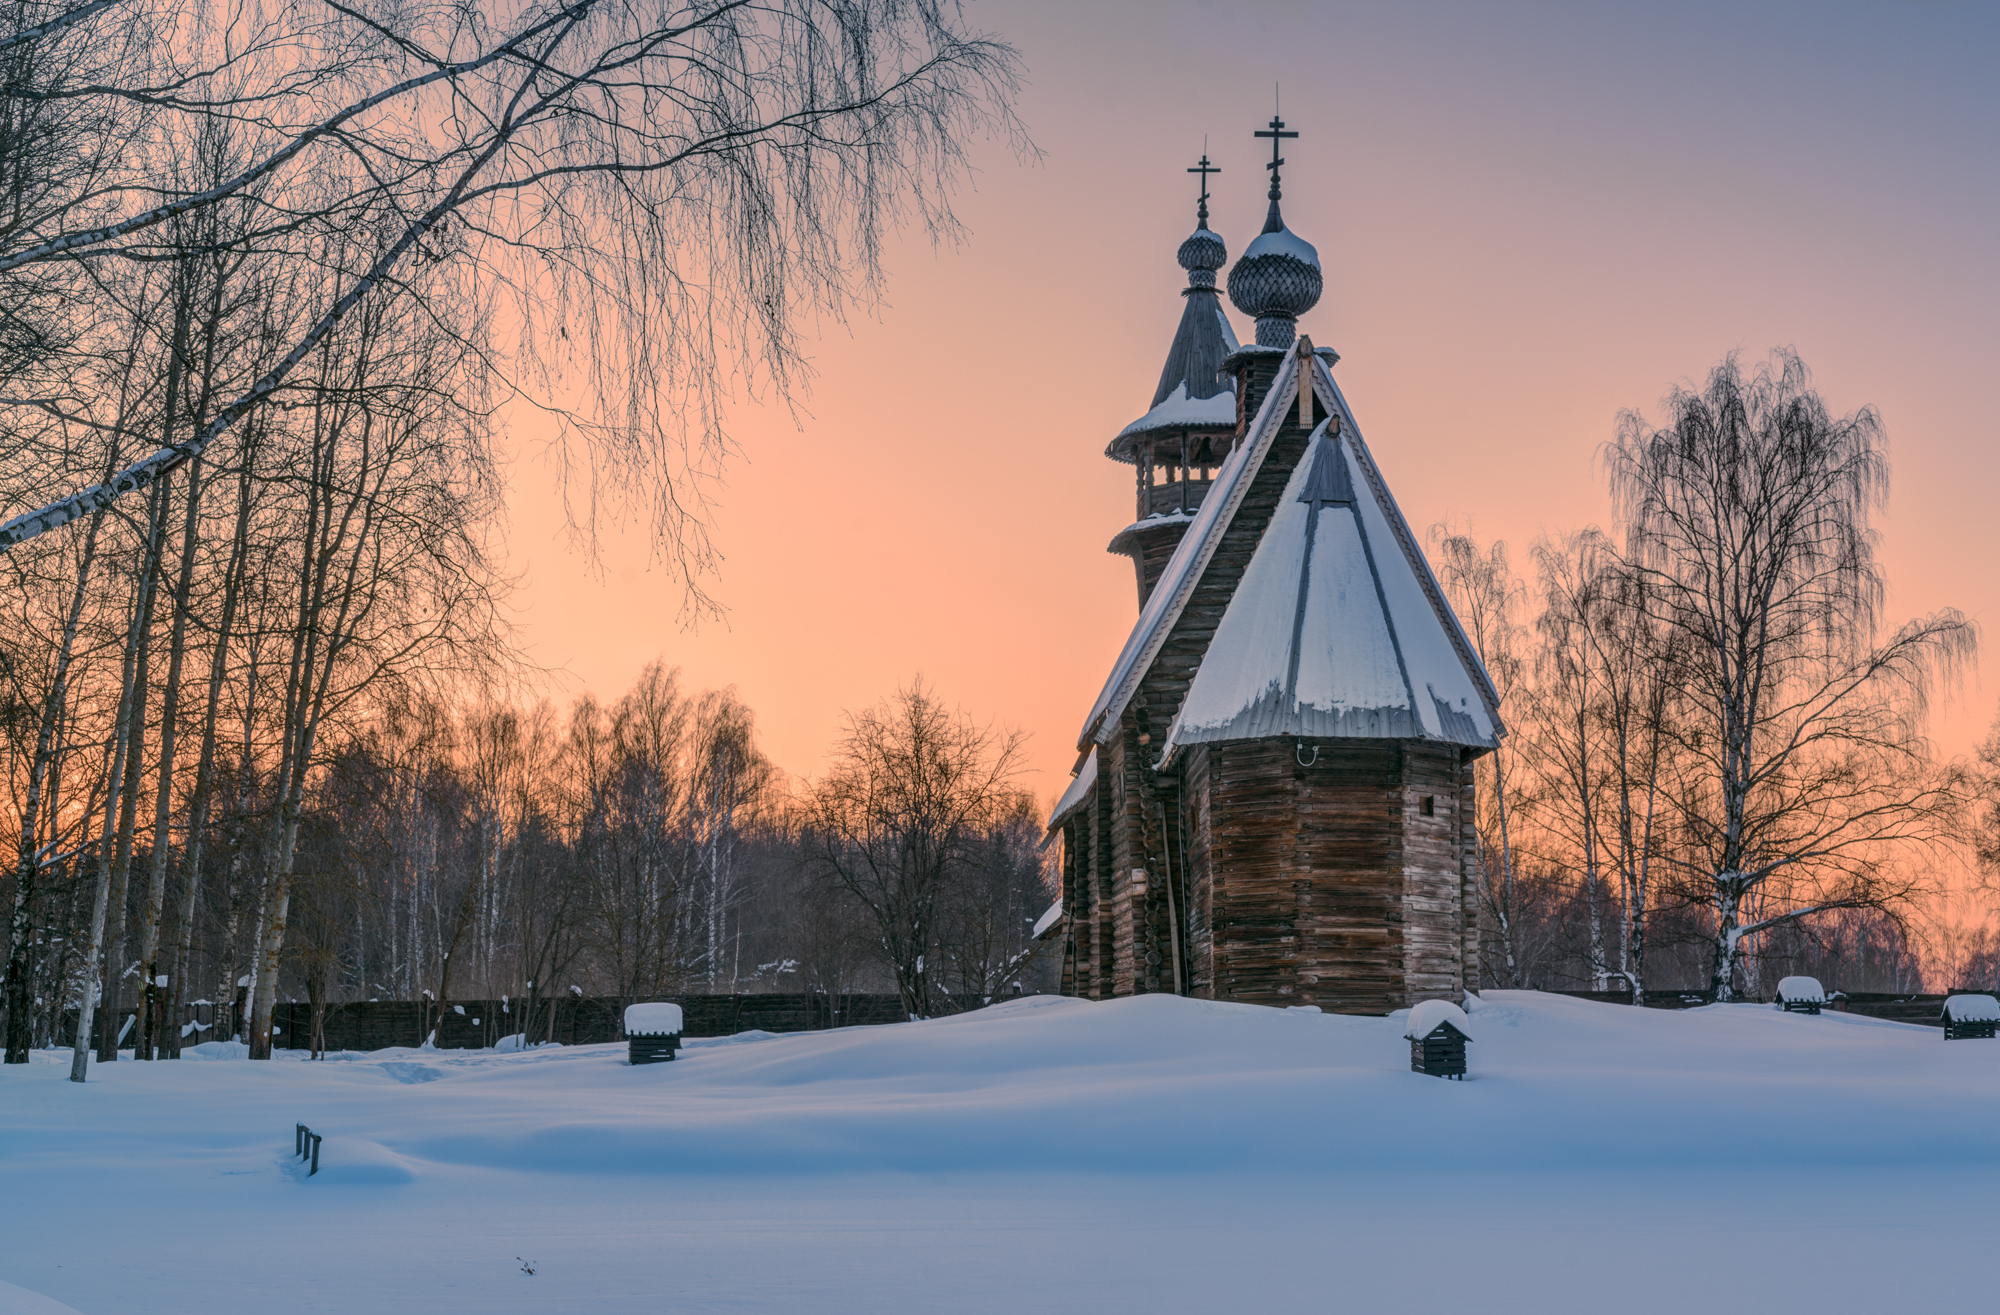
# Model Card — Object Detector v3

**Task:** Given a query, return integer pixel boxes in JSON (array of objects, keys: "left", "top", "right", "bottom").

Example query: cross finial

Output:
[
  {"left": 1187, "top": 146, "right": 1220, "bottom": 229},
  {"left": 1253, "top": 114, "right": 1299, "bottom": 203}
]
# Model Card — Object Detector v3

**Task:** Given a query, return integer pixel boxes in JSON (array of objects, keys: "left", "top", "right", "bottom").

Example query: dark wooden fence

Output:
[
  {"left": 1548, "top": 987, "right": 1993, "bottom": 1027},
  {"left": 53, "top": 991, "right": 989, "bottom": 1052},
  {"left": 266, "top": 992, "right": 930, "bottom": 1051}
]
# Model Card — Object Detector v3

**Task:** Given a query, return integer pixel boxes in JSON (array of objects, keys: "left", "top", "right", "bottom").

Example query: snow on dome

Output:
[
  {"left": 1775, "top": 976, "right": 1826, "bottom": 1004},
  {"left": 1241, "top": 225, "right": 1320, "bottom": 269},
  {"left": 624, "top": 1002, "right": 683, "bottom": 1036},
  {"left": 1177, "top": 227, "right": 1227, "bottom": 275},
  {"left": 1117, "top": 381, "right": 1238, "bottom": 439},
  {"left": 1404, "top": 998, "right": 1471, "bottom": 1041},
  {"left": 1944, "top": 994, "right": 2000, "bottom": 1022}
]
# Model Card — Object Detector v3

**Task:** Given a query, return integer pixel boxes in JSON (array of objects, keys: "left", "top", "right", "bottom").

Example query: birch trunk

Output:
[
  {"left": 167, "top": 447, "right": 255, "bottom": 1057},
  {"left": 139, "top": 448, "right": 203, "bottom": 1059},
  {"left": 97, "top": 477, "right": 171, "bottom": 1062},
  {"left": 70, "top": 509, "right": 160, "bottom": 1080},
  {"left": 4, "top": 512, "right": 105, "bottom": 1062}
]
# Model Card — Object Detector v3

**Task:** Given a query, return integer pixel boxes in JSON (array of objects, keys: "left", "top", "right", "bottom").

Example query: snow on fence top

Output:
[
  {"left": 1404, "top": 998, "right": 1471, "bottom": 1041},
  {"left": 1776, "top": 976, "right": 1826, "bottom": 1004},
  {"left": 624, "top": 1003, "right": 684, "bottom": 1036},
  {"left": 1944, "top": 994, "right": 2000, "bottom": 1023}
]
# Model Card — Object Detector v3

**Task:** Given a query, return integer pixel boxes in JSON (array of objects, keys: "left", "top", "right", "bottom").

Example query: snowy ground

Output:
[{"left": 3, "top": 991, "right": 1996, "bottom": 1313}]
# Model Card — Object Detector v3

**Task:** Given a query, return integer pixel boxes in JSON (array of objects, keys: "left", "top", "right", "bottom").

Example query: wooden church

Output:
[{"left": 1049, "top": 119, "right": 1504, "bottom": 1014}]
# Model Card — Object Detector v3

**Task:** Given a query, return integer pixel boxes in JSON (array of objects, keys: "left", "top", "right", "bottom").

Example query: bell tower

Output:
[{"left": 1106, "top": 153, "right": 1243, "bottom": 608}]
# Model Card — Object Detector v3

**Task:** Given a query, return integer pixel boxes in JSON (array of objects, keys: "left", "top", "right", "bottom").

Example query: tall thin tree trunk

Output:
[
  {"left": 97, "top": 477, "right": 172, "bottom": 1062},
  {"left": 140, "top": 453, "right": 203, "bottom": 1059},
  {"left": 71, "top": 500, "right": 163, "bottom": 1081},
  {"left": 5, "top": 511, "right": 105, "bottom": 1062}
]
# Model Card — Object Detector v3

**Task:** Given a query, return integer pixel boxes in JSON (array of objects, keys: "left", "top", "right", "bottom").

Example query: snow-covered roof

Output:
[
  {"left": 1077, "top": 348, "right": 1306, "bottom": 749},
  {"left": 1944, "top": 994, "right": 2000, "bottom": 1022},
  {"left": 1160, "top": 416, "right": 1500, "bottom": 755},
  {"left": 624, "top": 1002, "right": 684, "bottom": 1035},
  {"left": 1032, "top": 899, "right": 1065, "bottom": 940},
  {"left": 1404, "top": 998, "right": 1472, "bottom": 1040},
  {"left": 1116, "top": 381, "right": 1237, "bottom": 440},
  {"left": 1242, "top": 225, "right": 1319, "bottom": 268},
  {"left": 1079, "top": 347, "right": 1505, "bottom": 755},
  {"left": 1048, "top": 747, "right": 1098, "bottom": 831},
  {"left": 1776, "top": 976, "right": 1826, "bottom": 1004}
]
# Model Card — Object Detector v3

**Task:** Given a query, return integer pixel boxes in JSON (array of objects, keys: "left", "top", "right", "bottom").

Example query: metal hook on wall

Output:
[{"left": 1295, "top": 742, "right": 1319, "bottom": 767}]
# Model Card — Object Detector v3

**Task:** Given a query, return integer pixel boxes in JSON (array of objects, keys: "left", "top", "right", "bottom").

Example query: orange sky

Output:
[{"left": 498, "top": 0, "right": 2000, "bottom": 805}]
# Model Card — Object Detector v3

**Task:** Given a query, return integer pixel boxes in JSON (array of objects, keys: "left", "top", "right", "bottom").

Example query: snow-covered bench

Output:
[
  {"left": 1404, "top": 999, "right": 1471, "bottom": 1080},
  {"left": 1941, "top": 993, "right": 2000, "bottom": 1041},
  {"left": 624, "top": 1002, "right": 684, "bottom": 1065},
  {"left": 1776, "top": 976, "right": 1825, "bottom": 1015}
]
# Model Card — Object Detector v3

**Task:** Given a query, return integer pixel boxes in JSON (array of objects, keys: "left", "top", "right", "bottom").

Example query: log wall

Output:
[{"left": 1196, "top": 739, "right": 1473, "bottom": 1013}]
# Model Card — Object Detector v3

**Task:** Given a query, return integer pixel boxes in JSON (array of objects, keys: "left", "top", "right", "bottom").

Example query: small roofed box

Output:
[
  {"left": 1942, "top": 993, "right": 2000, "bottom": 1041},
  {"left": 1775, "top": 976, "right": 1825, "bottom": 1014},
  {"left": 1405, "top": 999, "right": 1471, "bottom": 1080},
  {"left": 625, "top": 1002, "right": 683, "bottom": 1064}
]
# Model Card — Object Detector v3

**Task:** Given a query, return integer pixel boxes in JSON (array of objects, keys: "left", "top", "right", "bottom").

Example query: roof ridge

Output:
[{"left": 1308, "top": 356, "right": 1506, "bottom": 734}]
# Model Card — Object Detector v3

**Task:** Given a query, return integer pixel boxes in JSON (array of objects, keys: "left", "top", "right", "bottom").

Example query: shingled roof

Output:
[
  {"left": 1108, "top": 257, "right": 1239, "bottom": 457},
  {"left": 1077, "top": 349, "right": 1503, "bottom": 755}
]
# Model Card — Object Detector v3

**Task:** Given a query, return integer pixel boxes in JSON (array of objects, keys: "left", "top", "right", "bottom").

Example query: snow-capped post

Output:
[
  {"left": 624, "top": 1003, "right": 684, "bottom": 1065},
  {"left": 1405, "top": 999, "right": 1472, "bottom": 1079},
  {"left": 1941, "top": 994, "right": 2000, "bottom": 1041},
  {"left": 1775, "top": 976, "right": 1825, "bottom": 1014}
]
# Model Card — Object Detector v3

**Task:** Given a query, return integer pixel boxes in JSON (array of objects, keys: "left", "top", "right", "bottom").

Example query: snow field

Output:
[{"left": 2, "top": 991, "right": 1997, "bottom": 1313}]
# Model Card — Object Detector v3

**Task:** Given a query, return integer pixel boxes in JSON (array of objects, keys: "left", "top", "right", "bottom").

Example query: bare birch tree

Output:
[
  {"left": 1429, "top": 526, "right": 1529, "bottom": 987},
  {"left": 1606, "top": 349, "right": 1973, "bottom": 999}
]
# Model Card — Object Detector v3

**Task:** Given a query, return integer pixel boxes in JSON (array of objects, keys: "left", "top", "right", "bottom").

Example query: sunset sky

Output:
[{"left": 500, "top": 0, "right": 2000, "bottom": 803}]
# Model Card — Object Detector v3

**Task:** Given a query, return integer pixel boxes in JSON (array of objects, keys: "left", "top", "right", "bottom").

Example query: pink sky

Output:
[{"left": 499, "top": 0, "right": 2000, "bottom": 803}]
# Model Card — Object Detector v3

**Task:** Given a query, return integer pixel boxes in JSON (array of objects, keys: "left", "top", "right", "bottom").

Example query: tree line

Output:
[
  {"left": 3, "top": 651, "right": 1053, "bottom": 1062},
  {"left": 1435, "top": 348, "right": 1990, "bottom": 1002}
]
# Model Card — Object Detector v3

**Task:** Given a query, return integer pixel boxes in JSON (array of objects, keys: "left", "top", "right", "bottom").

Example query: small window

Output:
[{"left": 1419, "top": 795, "right": 1436, "bottom": 817}]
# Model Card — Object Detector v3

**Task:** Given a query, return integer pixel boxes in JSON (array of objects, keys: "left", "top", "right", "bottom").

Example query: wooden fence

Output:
[{"left": 1548, "top": 987, "right": 1990, "bottom": 1027}]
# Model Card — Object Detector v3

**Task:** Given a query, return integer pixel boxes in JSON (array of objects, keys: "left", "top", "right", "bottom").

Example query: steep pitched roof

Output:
[
  {"left": 1110, "top": 288, "right": 1239, "bottom": 454},
  {"left": 1076, "top": 347, "right": 1305, "bottom": 749},
  {"left": 1159, "top": 418, "right": 1499, "bottom": 756},
  {"left": 1077, "top": 350, "right": 1503, "bottom": 754},
  {"left": 1152, "top": 288, "right": 1238, "bottom": 409}
]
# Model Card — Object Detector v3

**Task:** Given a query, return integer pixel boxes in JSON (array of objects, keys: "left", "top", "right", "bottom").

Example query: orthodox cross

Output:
[
  {"left": 1254, "top": 115, "right": 1298, "bottom": 201},
  {"left": 1187, "top": 150, "right": 1221, "bottom": 228}
]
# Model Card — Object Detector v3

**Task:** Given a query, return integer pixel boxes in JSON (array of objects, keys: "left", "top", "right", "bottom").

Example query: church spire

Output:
[
  {"left": 1227, "top": 114, "right": 1323, "bottom": 348},
  {"left": 1102, "top": 150, "right": 1245, "bottom": 609}
]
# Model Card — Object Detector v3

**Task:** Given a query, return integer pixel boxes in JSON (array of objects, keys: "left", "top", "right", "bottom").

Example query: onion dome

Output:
[
  {"left": 1177, "top": 227, "right": 1227, "bottom": 290},
  {"left": 1227, "top": 115, "right": 1323, "bottom": 348}
]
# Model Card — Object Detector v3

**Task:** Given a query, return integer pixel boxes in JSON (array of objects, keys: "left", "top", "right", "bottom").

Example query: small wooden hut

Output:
[
  {"left": 1775, "top": 977, "right": 1825, "bottom": 1015},
  {"left": 624, "top": 1002, "right": 683, "bottom": 1065},
  {"left": 1404, "top": 999, "right": 1472, "bottom": 1080},
  {"left": 1942, "top": 993, "right": 2000, "bottom": 1041}
]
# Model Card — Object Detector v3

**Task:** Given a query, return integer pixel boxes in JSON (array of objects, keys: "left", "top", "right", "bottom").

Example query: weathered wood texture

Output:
[{"left": 1190, "top": 739, "right": 1472, "bottom": 1014}]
